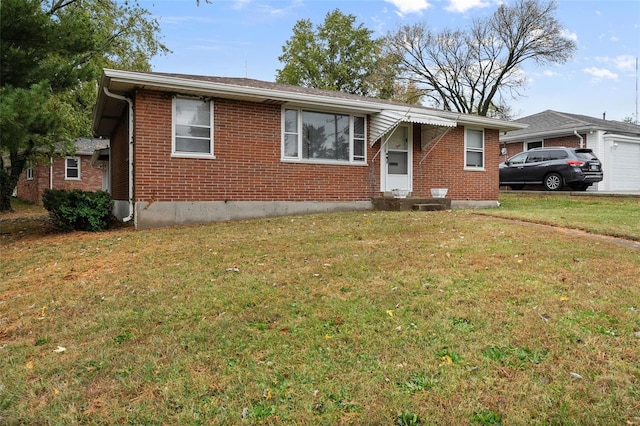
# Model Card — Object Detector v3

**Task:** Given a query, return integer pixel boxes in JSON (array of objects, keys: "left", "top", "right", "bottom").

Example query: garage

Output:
[{"left": 604, "top": 135, "right": 640, "bottom": 191}]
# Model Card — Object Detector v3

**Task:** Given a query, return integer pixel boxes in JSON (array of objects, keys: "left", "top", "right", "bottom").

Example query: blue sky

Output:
[{"left": 139, "top": 0, "right": 640, "bottom": 122}]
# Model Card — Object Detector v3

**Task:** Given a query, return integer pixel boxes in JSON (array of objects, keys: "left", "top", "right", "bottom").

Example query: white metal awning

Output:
[{"left": 369, "top": 109, "right": 457, "bottom": 146}]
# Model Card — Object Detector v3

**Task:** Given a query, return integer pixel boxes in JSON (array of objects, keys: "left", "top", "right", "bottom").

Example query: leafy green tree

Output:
[
  {"left": 276, "top": 9, "right": 393, "bottom": 98},
  {"left": 385, "top": 0, "right": 576, "bottom": 118},
  {"left": 0, "top": 0, "right": 167, "bottom": 211}
]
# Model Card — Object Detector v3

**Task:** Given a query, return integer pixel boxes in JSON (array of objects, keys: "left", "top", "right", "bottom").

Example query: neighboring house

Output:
[
  {"left": 15, "top": 138, "right": 109, "bottom": 205},
  {"left": 500, "top": 110, "right": 640, "bottom": 191},
  {"left": 91, "top": 69, "right": 526, "bottom": 229}
]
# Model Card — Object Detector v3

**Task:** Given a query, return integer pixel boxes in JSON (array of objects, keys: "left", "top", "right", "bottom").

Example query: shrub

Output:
[{"left": 42, "top": 189, "right": 113, "bottom": 232}]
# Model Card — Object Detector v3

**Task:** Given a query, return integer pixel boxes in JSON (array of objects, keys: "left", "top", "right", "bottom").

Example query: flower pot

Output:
[{"left": 430, "top": 188, "right": 448, "bottom": 198}]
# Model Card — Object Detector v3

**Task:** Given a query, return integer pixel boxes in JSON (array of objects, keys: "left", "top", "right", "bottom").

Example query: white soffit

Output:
[{"left": 369, "top": 110, "right": 457, "bottom": 145}]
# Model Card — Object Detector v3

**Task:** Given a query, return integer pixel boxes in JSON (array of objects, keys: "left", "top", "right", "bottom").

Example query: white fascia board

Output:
[
  {"left": 101, "top": 69, "right": 527, "bottom": 131},
  {"left": 602, "top": 133, "right": 640, "bottom": 144},
  {"left": 501, "top": 126, "right": 596, "bottom": 143},
  {"left": 102, "top": 69, "right": 383, "bottom": 114}
]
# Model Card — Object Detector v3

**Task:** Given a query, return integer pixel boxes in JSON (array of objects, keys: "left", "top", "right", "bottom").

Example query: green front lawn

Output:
[
  {"left": 2, "top": 196, "right": 639, "bottom": 424},
  {"left": 484, "top": 193, "right": 640, "bottom": 241}
]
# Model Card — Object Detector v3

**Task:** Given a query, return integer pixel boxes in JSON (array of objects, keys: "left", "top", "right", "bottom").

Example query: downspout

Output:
[
  {"left": 49, "top": 156, "right": 53, "bottom": 189},
  {"left": 574, "top": 130, "right": 584, "bottom": 149},
  {"left": 102, "top": 87, "right": 134, "bottom": 223}
]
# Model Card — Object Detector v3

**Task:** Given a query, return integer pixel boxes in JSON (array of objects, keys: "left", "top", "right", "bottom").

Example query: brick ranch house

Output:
[
  {"left": 500, "top": 110, "right": 640, "bottom": 191},
  {"left": 92, "top": 69, "right": 526, "bottom": 229},
  {"left": 14, "top": 138, "right": 109, "bottom": 205}
]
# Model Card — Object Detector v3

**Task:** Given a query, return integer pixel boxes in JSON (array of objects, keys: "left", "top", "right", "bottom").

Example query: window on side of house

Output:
[
  {"left": 172, "top": 97, "right": 214, "bottom": 158},
  {"left": 465, "top": 128, "right": 484, "bottom": 170},
  {"left": 26, "top": 161, "right": 34, "bottom": 180},
  {"left": 282, "top": 108, "right": 366, "bottom": 164},
  {"left": 525, "top": 141, "right": 543, "bottom": 150},
  {"left": 65, "top": 157, "right": 80, "bottom": 180}
]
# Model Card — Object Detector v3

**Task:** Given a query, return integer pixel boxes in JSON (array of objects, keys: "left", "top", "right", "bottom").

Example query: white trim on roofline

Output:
[
  {"left": 500, "top": 126, "right": 598, "bottom": 143},
  {"left": 98, "top": 69, "right": 527, "bottom": 133}
]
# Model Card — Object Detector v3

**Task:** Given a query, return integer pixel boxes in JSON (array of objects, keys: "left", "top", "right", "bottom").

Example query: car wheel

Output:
[{"left": 544, "top": 173, "right": 563, "bottom": 191}]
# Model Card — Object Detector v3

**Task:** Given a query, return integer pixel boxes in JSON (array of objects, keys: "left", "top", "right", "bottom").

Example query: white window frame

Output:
[
  {"left": 65, "top": 156, "right": 81, "bottom": 180},
  {"left": 26, "top": 161, "right": 34, "bottom": 180},
  {"left": 172, "top": 97, "right": 215, "bottom": 159},
  {"left": 281, "top": 107, "right": 367, "bottom": 165},
  {"left": 464, "top": 128, "right": 485, "bottom": 171}
]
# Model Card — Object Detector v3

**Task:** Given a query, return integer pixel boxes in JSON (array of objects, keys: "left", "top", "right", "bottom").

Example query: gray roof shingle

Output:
[{"left": 503, "top": 110, "right": 640, "bottom": 140}]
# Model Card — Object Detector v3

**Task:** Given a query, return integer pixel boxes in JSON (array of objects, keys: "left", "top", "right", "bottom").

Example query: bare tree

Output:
[{"left": 385, "top": 0, "right": 576, "bottom": 118}]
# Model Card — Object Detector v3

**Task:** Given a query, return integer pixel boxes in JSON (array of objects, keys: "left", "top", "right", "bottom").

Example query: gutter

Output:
[
  {"left": 501, "top": 126, "right": 595, "bottom": 143},
  {"left": 102, "top": 86, "right": 134, "bottom": 223},
  {"left": 101, "top": 69, "right": 528, "bottom": 133},
  {"left": 574, "top": 130, "right": 584, "bottom": 148}
]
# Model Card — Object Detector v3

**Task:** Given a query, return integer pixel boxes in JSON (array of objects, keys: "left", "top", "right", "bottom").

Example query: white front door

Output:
[{"left": 382, "top": 124, "right": 412, "bottom": 192}]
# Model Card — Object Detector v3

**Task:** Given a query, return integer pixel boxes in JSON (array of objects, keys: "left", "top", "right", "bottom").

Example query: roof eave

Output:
[
  {"left": 93, "top": 69, "right": 528, "bottom": 135},
  {"left": 501, "top": 126, "right": 597, "bottom": 142},
  {"left": 100, "top": 69, "right": 386, "bottom": 113}
]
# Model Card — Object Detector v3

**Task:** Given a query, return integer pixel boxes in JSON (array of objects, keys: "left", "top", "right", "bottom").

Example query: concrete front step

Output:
[
  {"left": 372, "top": 197, "right": 451, "bottom": 211},
  {"left": 412, "top": 203, "right": 447, "bottom": 211}
]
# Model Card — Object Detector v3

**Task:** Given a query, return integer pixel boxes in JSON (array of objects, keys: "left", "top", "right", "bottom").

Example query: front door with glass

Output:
[{"left": 382, "top": 124, "right": 412, "bottom": 192}]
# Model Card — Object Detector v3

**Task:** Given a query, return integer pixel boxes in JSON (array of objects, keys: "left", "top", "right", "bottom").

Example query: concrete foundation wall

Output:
[
  {"left": 451, "top": 200, "right": 500, "bottom": 209},
  {"left": 134, "top": 200, "right": 373, "bottom": 229}
]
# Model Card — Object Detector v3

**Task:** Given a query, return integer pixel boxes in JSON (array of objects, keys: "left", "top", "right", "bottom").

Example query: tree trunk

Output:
[
  {"left": 0, "top": 168, "right": 16, "bottom": 212},
  {"left": 0, "top": 144, "right": 31, "bottom": 212}
]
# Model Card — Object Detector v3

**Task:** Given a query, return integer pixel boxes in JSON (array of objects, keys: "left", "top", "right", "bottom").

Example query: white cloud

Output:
[
  {"left": 583, "top": 67, "right": 618, "bottom": 80},
  {"left": 599, "top": 30, "right": 621, "bottom": 43},
  {"left": 233, "top": 0, "right": 252, "bottom": 10},
  {"left": 445, "top": 0, "right": 495, "bottom": 13},
  {"left": 255, "top": 1, "right": 302, "bottom": 17},
  {"left": 384, "top": 0, "right": 431, "bottom": 16},
  {"left": 594, "top": 55, "right": 636, "bottom": 72},
  {"left": 560, "top": 29, "right": 578, "bottom": 42},
  {"left": 542, "top": 70, "right": 559, "bottom": 77},
  {"left": 614, "top": 55, "right": 636, "bottom": 72},
  {"left": 159, "top": 15, "right": 217, "bottom": 25}
]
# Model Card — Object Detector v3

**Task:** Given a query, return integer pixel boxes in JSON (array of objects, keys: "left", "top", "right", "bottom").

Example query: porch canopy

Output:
[{"left": 369, "top": 109, "right": 457, "bottom": 148}]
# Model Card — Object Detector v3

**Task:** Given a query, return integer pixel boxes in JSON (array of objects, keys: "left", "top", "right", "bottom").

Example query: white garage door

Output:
[{"left": 610, "top": 141, "right": 640, "bottom": 191}]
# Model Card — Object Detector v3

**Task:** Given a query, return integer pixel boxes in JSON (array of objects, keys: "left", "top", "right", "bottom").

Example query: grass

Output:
[
  {"left": 478, "top": 193, "right": 640, "bottom": 241},
  {"left": 1, "top": 195, "right": 640, "bottom": 424}
]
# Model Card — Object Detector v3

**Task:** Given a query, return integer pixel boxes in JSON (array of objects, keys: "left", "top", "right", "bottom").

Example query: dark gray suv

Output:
[{"left": 499, "top": 147, "right": 603, "bottom": 191}]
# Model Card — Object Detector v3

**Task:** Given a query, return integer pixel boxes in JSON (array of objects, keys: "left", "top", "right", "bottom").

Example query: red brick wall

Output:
[
  {"left": 110, "top": 114, "right": 130, "bottom": 201},
  {"left": 542, "top": 135, "right": 583, "bottom": 149},
  {"left": 50, "top": 156, "right": 102, "bottom": 191},
  {"left": 15, "top": 156, "right": 103, "bottom": 205},
  {"left": 505, "top": 143, "right": 524, "bottom": 158},
  {"left": 412, "top": 125, "right": 501, "bottom": 200},
  {"left": 504, "top": 134, "right": 584, "bottom": 158},
  {"left": 123, "top": 89, "right": 500, "bottom": 205},
  {"left": 133, "top": 91, "right": 373, "bottom": 204}
]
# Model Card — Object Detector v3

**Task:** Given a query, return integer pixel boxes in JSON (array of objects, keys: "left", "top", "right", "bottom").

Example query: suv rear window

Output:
[{"left": 575, "top": 150, "right": 597, "bottom": 160}]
